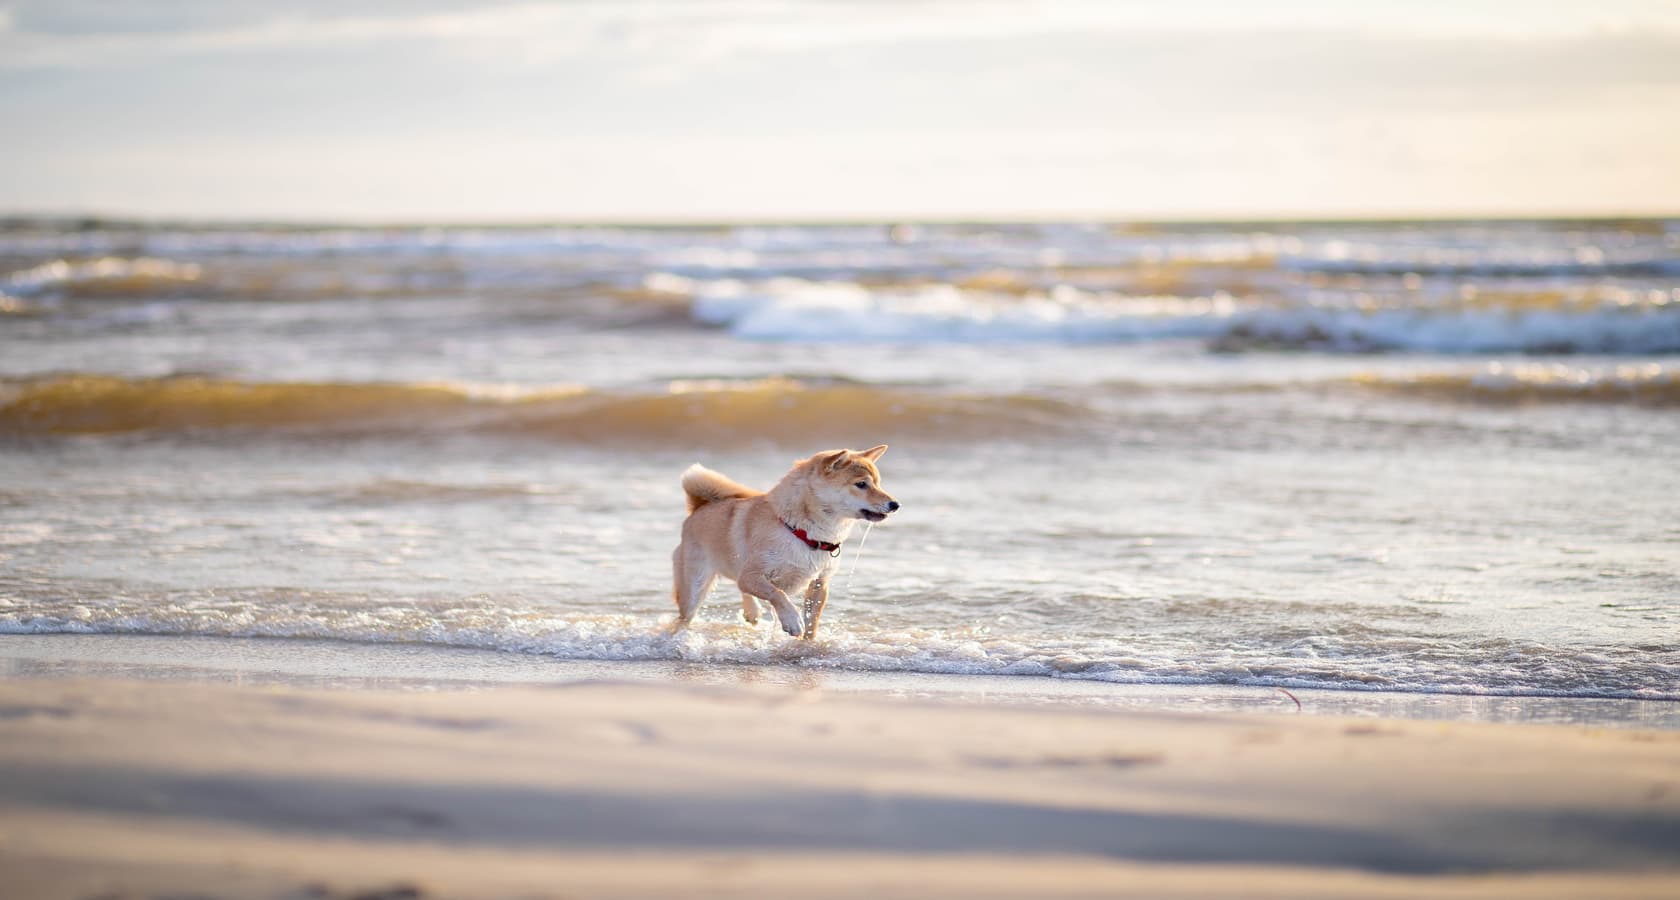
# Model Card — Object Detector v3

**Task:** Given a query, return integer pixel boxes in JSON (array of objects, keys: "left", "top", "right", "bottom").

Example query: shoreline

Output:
[
  {"left": 1, "top": 670, "right": 1677, "bottom": 899},
  {"left": 4, "top": 633, "right": 1678, "bottom": 730}
]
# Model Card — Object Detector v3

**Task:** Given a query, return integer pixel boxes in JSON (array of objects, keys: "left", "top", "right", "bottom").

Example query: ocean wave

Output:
[
  {"left": 5, "top": 364, "right": 1670, "bottom": 444},
  {"left": 3, "top": 601, "right": 1673, "bottom": 702},
  {"left": 658, "top": 275, "right": 1680, "bottom": 353},
  {"left": 0, "top": 254, "right": 599, "bottom": 304},
  {"left": 1219, "top": 304, "right": 1680, "bottom": 354},
  {"left": 675, "top": 276, "right": 1242, "bottom": 342},
  {"left": 0, "top": 225, "right": 706, "bottom": 259},
  {"left": 1347, "top": 362, "right": 1680, "bottom": 407},
  {"left": 3, "top": 257, "right": 205, "bottom": 300},
  {"left": 1279, "top": 243, "right": 1679, "bottom": 277},
  {"left": 0, "top": 374, "right": 1085, "bottom": 442},
  {"left": 0, "top": 375, "right": 553, "bottom": 436},
  {"left": 0, "top": 221, "right": 1278, "bottom": 267}
]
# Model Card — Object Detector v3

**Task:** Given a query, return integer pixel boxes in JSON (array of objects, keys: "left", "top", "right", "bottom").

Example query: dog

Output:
[{"left": 673, "top": 445, "right": 899, "bottom": 640}]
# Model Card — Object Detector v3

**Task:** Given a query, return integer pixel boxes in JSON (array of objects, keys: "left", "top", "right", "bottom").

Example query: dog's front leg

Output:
[
  {"left": 738, "top": 570, "right": 802, "bottom": 637},
  {"left": 800, "top": 577, "right": 829, "bottom": 641}
]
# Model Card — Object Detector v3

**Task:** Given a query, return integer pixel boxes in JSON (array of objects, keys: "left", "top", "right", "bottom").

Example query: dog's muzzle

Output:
[{"left": 860, "top": 501, "right": 898, "bottom": 522}]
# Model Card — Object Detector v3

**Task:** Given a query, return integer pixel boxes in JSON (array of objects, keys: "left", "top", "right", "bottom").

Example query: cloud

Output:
[{"left": 7, "top": 1, "right": 1680, "bottom": 71}]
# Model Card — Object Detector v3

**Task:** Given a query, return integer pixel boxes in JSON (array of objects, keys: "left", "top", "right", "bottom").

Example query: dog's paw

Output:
[{"left": 778, "top": 611, "right": 804, "bottom": 637}]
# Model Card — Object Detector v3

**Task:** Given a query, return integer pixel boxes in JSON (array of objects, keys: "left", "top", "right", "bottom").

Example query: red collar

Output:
[{"left": 784, "top": 521, "right": 841, "bottom": 555}]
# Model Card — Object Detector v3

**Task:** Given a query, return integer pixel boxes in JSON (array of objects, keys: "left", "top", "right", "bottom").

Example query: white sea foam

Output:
[
  {"left": 1280, "top": 239, "right": 1679, "bottom": 277},
  {"left": 3, "top": 604, "right": 1673, "bottom": 701},
  {"left": 669, "top": 275, "right": 1680, "bottom": 352},
  {"left": 687, "top": 278, "right": 1241, "bottom": 343},
  {"left": 2, "top": 257, "right": 204, "bottom": 298}
]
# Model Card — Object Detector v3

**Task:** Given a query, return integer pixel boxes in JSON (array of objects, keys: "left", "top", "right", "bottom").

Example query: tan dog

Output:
[{"left": 673, "top": 445, "right": 899, "bottom": 639}]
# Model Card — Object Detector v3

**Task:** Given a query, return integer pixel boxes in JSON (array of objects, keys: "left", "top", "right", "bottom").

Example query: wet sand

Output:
[{"left": 1, "top": 672, "right": 1677, "bottom": 899}]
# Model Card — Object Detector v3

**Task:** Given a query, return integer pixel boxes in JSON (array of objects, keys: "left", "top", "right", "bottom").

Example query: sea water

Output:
[{"left": 1, "top": 219, "right": 1675, "bottom": 719}]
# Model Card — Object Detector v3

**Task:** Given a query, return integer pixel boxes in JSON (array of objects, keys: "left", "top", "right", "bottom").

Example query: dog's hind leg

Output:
[
  {"left": 672, "top": 545, "right": 715, "bottom": 626},
  {"left": 739, "top": 592, "right": 762, "bottom": 625}
]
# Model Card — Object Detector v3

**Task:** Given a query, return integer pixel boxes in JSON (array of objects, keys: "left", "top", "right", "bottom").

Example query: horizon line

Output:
[{"left": 4, "top": 208, "right": 1677, "bottom": 230}]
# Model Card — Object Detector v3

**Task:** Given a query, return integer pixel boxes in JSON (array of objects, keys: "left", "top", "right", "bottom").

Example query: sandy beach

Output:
[{"left": 2, "top": 667, "right": 1677, "bottom": 900}]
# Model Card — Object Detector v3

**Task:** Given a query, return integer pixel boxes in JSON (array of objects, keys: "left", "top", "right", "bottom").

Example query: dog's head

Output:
[{"left": 808, "top": 444, "right": 900, "bottom": 522}]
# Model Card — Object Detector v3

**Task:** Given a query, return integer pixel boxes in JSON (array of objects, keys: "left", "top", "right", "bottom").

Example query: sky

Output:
[{"left": 3, "top": 0, "right": 1678, "bottom": 222}]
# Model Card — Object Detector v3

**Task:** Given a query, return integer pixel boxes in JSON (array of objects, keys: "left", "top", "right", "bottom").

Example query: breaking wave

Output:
[
  {"left": 679, "top": 276, "right": 1237, "bottom": 343},
  {"left": 2, "top": 257, "right": 205, "bottom": 300},
  {"left": 661, "top": 275, "right": 1680, "bottom": 353}
]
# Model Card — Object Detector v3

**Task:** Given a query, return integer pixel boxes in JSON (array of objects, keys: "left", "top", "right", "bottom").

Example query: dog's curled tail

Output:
[{"left": 680, "top": 464, "right": 758, "bottom": 514}]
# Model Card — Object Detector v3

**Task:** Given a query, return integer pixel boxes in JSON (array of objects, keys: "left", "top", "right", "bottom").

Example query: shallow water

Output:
[{"left": 2, "top": 219, "right": 1676, "bottom": 718}]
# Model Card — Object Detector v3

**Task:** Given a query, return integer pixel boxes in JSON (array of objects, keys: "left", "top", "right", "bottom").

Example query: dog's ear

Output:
[
  {"left": 819, "top": 449, "right": 850, "bottom": 472},
  {"left": 859, "top": 444, "right": 888, "bottom": 462}
]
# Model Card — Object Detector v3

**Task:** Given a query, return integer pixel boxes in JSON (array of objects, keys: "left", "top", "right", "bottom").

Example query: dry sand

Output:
[{"left": 0, "top": 676, "right": 1676, "bottom": 899}]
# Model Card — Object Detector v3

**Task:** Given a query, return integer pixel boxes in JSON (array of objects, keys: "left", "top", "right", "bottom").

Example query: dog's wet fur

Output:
[{"left": 673, "top": 445, "right": 899, "bottom": 639}]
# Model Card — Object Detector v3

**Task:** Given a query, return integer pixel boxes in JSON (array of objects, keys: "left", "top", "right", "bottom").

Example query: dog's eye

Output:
[{"left": 855, "top": 481, "right": 869, "bottom": 489}]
